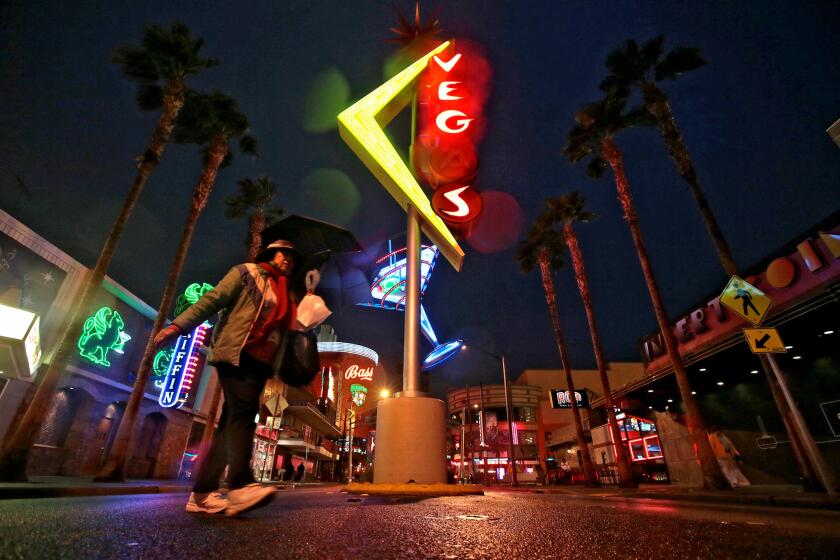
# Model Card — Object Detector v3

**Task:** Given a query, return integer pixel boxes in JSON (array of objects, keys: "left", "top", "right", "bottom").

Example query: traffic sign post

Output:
[
  {"left": 743, "top": 327, "right": 786, "bottom": 354},
  {"left": 719, "top": 275, "right": 773, "bottom": 326},
  {"left": 715, "top": 274, "right": 837, "bottom": 493}
]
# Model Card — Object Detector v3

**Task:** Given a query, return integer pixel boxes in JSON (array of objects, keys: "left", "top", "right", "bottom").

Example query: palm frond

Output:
[
  {"left": 655, "top": 47, "right": 707, "bottom": 81},
  {"left": 387, "top": 2, "right": 442, "bottom": 47},
  {"left": 640, "top": 35, "right": 666, "bottom": 69},
  {"left": 546, "top": 192, "right": 595, "bottom": 225}
]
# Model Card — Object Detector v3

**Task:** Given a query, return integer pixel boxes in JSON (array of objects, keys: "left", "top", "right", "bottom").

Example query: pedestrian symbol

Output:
[
  {"left": 719, "top": 275, "right": 772, "bottom": 326},
  {"left": 743, "top": 328, "right": 786, "bottom": 354}
]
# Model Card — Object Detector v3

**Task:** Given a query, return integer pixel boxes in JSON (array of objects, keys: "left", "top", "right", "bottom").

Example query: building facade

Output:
[
  {"left": 0, "top": 208, "right": 221, "bottom": 479},
  {"left": 599, "top": 213, "right": 840, "bottom": 487}
]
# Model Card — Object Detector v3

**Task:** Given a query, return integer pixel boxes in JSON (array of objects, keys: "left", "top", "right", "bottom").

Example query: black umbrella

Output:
[
  {"left": 316, "top": 252, "right": 372, "bottom": 310},
  {"left": 260, "top": 214, "right": 363, "bottom": 256}
]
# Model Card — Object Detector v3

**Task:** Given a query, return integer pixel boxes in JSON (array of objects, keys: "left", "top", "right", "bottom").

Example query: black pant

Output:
[{"left": 192, "top": 353, "right": 270, "bottom": 493}]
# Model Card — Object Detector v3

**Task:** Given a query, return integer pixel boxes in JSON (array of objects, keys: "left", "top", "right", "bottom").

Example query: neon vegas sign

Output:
[
  {"left": 158, "top": 322, "right": 210, "bottom": 408},
  {"left": 338, "top": 41, "right": 464, "bottom": 270},
  {"left": 416, "top": 46, "right": 489, "bottom": 236}
]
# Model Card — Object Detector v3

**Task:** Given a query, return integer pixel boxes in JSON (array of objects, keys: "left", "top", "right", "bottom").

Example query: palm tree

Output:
[
  {"left": 0, "top": 22, "right": 217, "bottom": 481},
  {"left": 602, "top": 37, "right": 835, "bottom": 493},
  {"left": 516, "top": 216, "right": 599, "bottom": 487},
  {"left": 600, "top": 36, "right": 736, "bottom": 277},
  {"left": 224, "top": 175, "right": 284, "bottom": 262},
  {"left": 96, "top": 90, "right": 257, "bottom": 481},
  {"left": 564, "top": 92, "right": 728, "bottom": 489},
  {"left": 545, "top": 192, "right": 636, "bottom": 488},
  {"left": 388, "top": 1, "right": 442, "bottom": 54}
]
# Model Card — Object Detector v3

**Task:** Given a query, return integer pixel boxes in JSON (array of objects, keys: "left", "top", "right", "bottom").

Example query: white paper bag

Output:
[{"left": 296, "top": 270, "right": 332, "bottom": 330}]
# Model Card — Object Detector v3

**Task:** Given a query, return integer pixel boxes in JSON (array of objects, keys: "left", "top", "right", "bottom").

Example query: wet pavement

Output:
[{"left": 1, "top": 486, "right": 838, "bottom": 559}]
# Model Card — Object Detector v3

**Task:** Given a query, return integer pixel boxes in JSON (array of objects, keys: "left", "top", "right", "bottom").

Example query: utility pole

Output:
[
  {"left": 500, "top": 355, "right": 519, "bottom": 486},
  {"left": 461, "top": 344, "right": 519, "bottom": 487},
  {"left": 479, "top": 377, "right": 487, "bottom": 485}
]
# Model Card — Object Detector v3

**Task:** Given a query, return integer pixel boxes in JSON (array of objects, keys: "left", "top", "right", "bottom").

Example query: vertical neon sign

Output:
[{"left": 158, "top": 322, "right": 210, "bottom": 408}]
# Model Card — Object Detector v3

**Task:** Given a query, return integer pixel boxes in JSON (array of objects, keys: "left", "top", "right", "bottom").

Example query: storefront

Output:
[
  {"left": 594, "top": 214, "right": 840, "bottom": 487},
  {"left": 447, "top": 384, "right": 544, "bottom": 484},
  {"left": 1, "top": 209, "right": 211, "bottom": 479},
  {"left": 590, "top": 414, "right": 669, "bottom": 484}
]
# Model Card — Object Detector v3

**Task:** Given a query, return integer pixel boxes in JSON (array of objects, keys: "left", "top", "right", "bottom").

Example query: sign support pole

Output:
[
  {"left": 403, "top": 203, "right": 422, "bottom": 396},
  {"left": 765, "top": 354, "right": 836, "bottom": 494}
]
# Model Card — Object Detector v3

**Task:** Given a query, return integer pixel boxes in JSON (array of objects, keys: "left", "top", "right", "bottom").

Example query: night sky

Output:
[{"left": 1, "top": 1, "right": 838, "bottom": 397}]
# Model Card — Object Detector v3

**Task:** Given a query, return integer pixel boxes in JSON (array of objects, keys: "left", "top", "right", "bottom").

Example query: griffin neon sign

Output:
[
  {"left": 77, "top": 307, "right": 131, "bottom": 367},
  {"left": 338, "top": 41, "right": 465, "bottom": 271},
  {"left": 158, "top": 322, "right": 210, "bottom": 408}
]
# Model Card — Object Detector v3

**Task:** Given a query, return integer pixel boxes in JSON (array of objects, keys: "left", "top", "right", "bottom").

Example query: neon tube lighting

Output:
[{"left": 337, "top": 41, "right": 464, "bottom": 270}]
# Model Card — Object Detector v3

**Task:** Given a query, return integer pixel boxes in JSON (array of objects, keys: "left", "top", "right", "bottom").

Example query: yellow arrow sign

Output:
[
  {"left": 743, "top": 327, "right": 786, "bottom": 354},
  {"left": 719, "top": 275, "right": 772, "bottom": 326},
  {"left": 337, "top": 41, "right": 465, "bottom": 271}
]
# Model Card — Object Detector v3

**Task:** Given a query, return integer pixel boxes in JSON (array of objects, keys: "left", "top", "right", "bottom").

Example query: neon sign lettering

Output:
[
  {"left": 435, "top": 110, "right": 473, "bottom": 134},
  {"left": 158, "top": 322, "right": 210, "bottom": 408},
  {"left": 345, "top": 364, "right": 374, "bottom": 382},
  {"left": 77, "top": 307, "right": 131, "bottom": 367},
  {"left": 415, "top": 42, "right": 492, "bottom": 237},
  {"left": 550, "top": 389, "right": 591, "bottom": 409}
]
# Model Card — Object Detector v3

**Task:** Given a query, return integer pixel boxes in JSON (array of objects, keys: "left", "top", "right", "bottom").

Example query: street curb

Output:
[
  {"left": 621, "top": 491, "right": 840, "bottom": 512},
  {"left": 0, "top": 484, "right": 191, "bottom": 500},
  {"left": 520, "top": 487, "right": 840, "bottom": 512},
  {"left": 342, "top": 482, "right": 484, "bottom": 497}
]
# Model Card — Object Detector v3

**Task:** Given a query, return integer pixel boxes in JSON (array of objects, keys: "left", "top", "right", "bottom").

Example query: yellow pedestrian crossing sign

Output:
[
  {"left": 743, "top": 328, "right": 786, "bottom": 354},
  {"left": 719, "top": 275, "right": 772, "bottom": 326}
]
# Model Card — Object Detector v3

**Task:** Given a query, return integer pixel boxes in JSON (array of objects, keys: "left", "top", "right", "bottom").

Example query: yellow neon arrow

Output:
[{"left": 338, "top": 41, "right": 465, "bottom": 271}]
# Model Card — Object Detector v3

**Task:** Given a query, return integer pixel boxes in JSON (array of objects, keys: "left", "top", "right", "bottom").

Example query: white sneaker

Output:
[
  {"left": 225, "top": 484, "right": 276, "bottom": 517},
  {"left": 185, "top": 491, "right": 227, "bottom": 514}
]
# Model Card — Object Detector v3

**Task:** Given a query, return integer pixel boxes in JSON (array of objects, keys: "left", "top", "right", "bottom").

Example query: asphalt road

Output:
[{"left": 1, "top": 486, "right": 839, "bottom": 559}]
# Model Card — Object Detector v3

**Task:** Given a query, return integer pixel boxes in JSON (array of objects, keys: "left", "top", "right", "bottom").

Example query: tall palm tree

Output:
[
  {"left": 600, "top": 36, "right": 736, "bottom": 276},
  {"left": 602, "top": 36, "right": 834, "bottom": 493},
  {"left": 545, "top": 192, "right": 636, "bottom": 488},
  {"left": 224, "top": 175, "right": 283, "bottom": 262},
  {"left": 516, "top": 216, "right": 599, "bottom": 487},
  {"left": 96, "top": 90, "right": 257, "bottom": 481},
  {"left": 0, "top": 22, "right": 217, "bottom": 481},
  {"left": 565, "top": 92, "right": 728, "bottom": 489}
]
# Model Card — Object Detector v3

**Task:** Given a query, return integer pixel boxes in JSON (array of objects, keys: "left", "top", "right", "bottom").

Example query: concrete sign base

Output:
[{"left": 373, "top": 396, "right": 447, "bottom": 484}]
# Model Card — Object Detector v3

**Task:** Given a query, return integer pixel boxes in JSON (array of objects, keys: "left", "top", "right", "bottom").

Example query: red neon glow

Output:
[
  {"left": 466, "top": 191, "right": 525, "bottom": 254},
  {"left": 414, "top": 40, "right": 491, "bottom": 237},
  {"left": 432, "top": 183, "right": 483, "bottom": 225},
  {"left": 608, "top": 415, "right": 663, "bottom": 463}
]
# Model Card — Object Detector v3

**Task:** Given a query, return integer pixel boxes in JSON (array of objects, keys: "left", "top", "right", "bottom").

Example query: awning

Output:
[
  {"left": 285, "top": 399, "right": 341, "bottom": 436},
  {"left": 274, "top": 438, "right": 337, "bottom": 460}
]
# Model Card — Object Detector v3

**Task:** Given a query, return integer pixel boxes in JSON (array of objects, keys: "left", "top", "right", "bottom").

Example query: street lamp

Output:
[{"left": 461, "top": 343, "right": 519, "bottom": 487}]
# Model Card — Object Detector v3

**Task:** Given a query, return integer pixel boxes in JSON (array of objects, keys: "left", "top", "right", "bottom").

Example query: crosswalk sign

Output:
[
  {"left": 719, "top": 275, "right": 772, "bottom": 326},
  {"left": 743, "top": 328, "right": 786, "bottom": 354}
]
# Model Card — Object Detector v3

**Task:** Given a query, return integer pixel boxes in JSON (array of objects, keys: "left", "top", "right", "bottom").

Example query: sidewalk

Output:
[
  {"left": 0, "top": 476, "right": 192, "bottom": 500},
  {"left": 0, "top": 476, "right": 341, "bottom": 500},
  {"left": 493, "top": 483, "right": 840, "bottom": 511}
]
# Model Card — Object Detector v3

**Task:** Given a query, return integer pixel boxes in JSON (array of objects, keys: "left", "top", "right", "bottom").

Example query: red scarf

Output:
[{"left": 244, "top": 263, "right": 297, "bottom": 364}]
